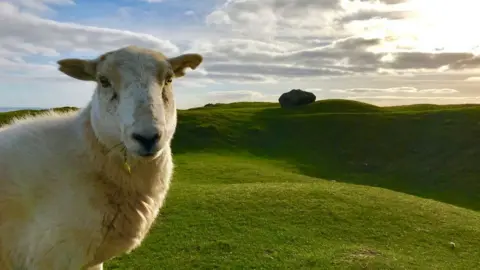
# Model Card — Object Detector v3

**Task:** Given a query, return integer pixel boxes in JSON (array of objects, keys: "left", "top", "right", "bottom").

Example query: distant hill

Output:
[
  {"left": 0, "top": 107, "right": 45, "bottom": 113},
  {"left": 1, "top": 99, "right": 479, "bottom": 269}
]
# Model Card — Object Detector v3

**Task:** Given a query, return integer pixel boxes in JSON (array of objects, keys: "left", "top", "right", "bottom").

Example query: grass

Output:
[
  {"left": 1, "top": 99, "right": 480, "bottom": 269},
  {"left": 0, "top": 106, "right": 76, "bottom": 127}
]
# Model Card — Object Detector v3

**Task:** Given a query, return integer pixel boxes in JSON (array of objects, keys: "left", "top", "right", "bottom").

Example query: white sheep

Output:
[{"left": 0, "top": 45, "right": 203, "bottom": 270}]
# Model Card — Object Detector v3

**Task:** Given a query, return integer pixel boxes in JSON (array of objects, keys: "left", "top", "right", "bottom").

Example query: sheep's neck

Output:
[
  {"left": 79, "top": 104, "right": 171, "bottom": 265},
  {"left": 89, "top": 173, "right": 165, "bottom": 264}
]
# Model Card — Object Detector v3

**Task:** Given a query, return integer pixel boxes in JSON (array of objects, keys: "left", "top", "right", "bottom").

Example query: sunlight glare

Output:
[
  {"left": 358, "top": 0, "right": 480, "bottom": 54},
  {"left": 408, "top": 0, "right": 480, "bottom": 53}
]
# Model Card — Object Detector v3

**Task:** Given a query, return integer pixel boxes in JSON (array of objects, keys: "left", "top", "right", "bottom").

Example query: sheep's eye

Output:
[
  {"left": 98, "top": 76, "right": 111, "bottom": 88},
  {"left": 165, "top": 76, "right": 173, "bottom": 85}
]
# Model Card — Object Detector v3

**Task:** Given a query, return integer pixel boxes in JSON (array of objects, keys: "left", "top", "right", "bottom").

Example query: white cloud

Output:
[
  {"left": 205, "top": 0, "right": 345, "bottom": 39},
  {"left": 0, "top": 2, "right": 179, "bottom": 61},
  {"left": 4, "top": 0, "right": 75, "bottom": 13},
  {"left": 205, "top": 10, "right": 232, "bottom": 25},
  {"left": 0, "top": 1, "right": 181, "bottom": 90},
  {"left": 185, "top": 10, "right": 195, "bottom": 16},
  {"left": 206, "top": 90, "right": 270, "bottom": 103},
  {"left": 305, "top": 88, "right": 323, "bottom": 93},
  {"left": 0, "top": 1, "right": 185, "bottom": 108}
]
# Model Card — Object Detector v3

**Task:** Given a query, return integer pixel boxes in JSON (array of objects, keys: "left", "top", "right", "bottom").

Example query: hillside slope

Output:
[
  {"left": 174, "top": 100, "right": 480, "bottom": 211},
  {"left": 1, "top": 100, "right": 479, "bottom": 269},
  {"left": 107, "top": 154, "right": 480, "bottom": 269}
]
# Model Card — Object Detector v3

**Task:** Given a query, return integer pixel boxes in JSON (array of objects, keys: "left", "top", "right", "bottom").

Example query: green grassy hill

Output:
[{"left": 1, "top": 100, "right": 480, "bottom": 269}]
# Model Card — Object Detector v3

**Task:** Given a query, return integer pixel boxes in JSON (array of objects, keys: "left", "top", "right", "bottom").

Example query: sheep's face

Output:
[{"left": 57, "top": 46, "right": 203, "bottom": 159}]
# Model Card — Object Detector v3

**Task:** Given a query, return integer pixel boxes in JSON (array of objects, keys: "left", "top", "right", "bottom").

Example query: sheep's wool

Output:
[{"left": 0, "top": 46, "right": 203, "bottom": 270}]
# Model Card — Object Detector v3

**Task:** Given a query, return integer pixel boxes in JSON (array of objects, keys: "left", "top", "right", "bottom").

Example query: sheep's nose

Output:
[{"left": 132, "top": 132, "right": 160, "bottom": 154}]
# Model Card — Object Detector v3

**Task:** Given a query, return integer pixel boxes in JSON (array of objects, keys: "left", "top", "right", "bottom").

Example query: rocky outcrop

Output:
[{"left": 278, "top": 89, "right": 316, "bottom": 108}]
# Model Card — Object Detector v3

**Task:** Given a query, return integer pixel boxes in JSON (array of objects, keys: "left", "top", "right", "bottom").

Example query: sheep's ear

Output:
[
  {"left": 57, "top": 58, "right": 97, "bottom": 81},
  {"left": 168, "top": 53, "right": 203, "bottom": 78}
]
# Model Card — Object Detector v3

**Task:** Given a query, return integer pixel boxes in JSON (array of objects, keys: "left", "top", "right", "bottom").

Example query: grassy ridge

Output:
[
  {"left": 1, "top": 100, "right": 480, "bottom": 269},
  {"left": 0, "top": 106, "right": 77, "bottom": 127},
  {"left": 174, "top": 100, "right": 480, "bottom": 211}
]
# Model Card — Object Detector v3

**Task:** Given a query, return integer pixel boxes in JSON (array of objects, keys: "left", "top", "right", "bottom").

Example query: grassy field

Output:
[{"left": 2, "top": 100, "right": 480, "bottom": 269}]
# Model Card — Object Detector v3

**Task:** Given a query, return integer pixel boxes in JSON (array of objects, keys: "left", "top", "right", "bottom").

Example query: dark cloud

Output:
[
  {"left": 385, "top": 52, "right": 474, "bottom": 70},
  {"left": 197, "top": 35, "right": 478, "bottom": 80},
  {"left": 447, "top": 56, "right": 480, "bottom": 70},
  {"left": 206, "top": 72, "right": 275, "bottom": 83},
  {"left": 280, "top": 37, "right": 384, "bottom": 68},
  {"left": 332, "top": 87, "right": 458, "bottom": 94},
  {"left": 204, "top": 63, "right": 352, "bottom": 77},
  {"left": 333, "top": 37, "right": 382, "bottom": 50}
]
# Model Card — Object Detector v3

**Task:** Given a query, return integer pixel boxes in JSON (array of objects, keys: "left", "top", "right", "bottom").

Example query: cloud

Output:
[
  {"left": 205, "top": 73, "right": 277, "bottom": 83},
  {"left": 345, "top": 95, "right": 480, "bottom": 107},
  {"left": 0, "top": 1, "right": 182, "bottom": 87},
  {"left": 4, "top": 0, "right": 74, "bottom": 13},
  {"left": 283, "top": 41, "right": 474, "bottom": 72},
  {"left": 0, "top": 2, "right": 179, "bottom": 60},
  {"left": 205, "top": 0, "right": 346, "bottom": 38},
  {"left": 205, "top": 63, "right": 352, "bottom": 78},
  {"left": 192, "top": 1, "right": 480, "bottom": 83},
  {"left": 184, "top": 10, "right": 195, "bottom": 16},
  {"left": 339, "top": 9, "right": 415, "bottom": 23},
  {"left": 305, "top": 88, "right": 323, "bottom": 93},
  {"left": 206, "top": 1, "right": 278, "bottom": 38},
  {"left": 204, "top": 0, "right": 418, "bottom": 41},
  {"left": 184, "top": 30, "right": 479, "bottom": 83},
  {"left": 360, "top": 0, "right": 410, "bottom": 4},
  {"left": 206, "top": 10, "right": 232, "bottom": 25},
  {"left": 349, "top": 95, "right": 480, "bottom": 101},
  {"left": 206, "top": 90, "right": 269, "bottom": 103},
  {"left": 188, "top": 36, "right": 383, "bottom": 78},
  {"left": 385, "top": 52, "right": 474, "bottom": 70},
  {"left": 332, "top": 86, "right": 459, "bottom": 94},
  {"left": 447, "top": 56, "right": 480, "bottom": 71},
  {"left": 187, "top": 38, "right": 296, "bottom": 62}
]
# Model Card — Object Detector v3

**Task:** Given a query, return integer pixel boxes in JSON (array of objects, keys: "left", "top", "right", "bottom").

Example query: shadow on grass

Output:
[{"left": 173, "top": 101, "right": 480, "bottom": 211}]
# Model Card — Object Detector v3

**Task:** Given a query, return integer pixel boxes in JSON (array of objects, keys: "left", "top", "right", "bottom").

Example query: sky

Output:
[{"left": 2, "top": 0, "right": 480, "bottom": 109}]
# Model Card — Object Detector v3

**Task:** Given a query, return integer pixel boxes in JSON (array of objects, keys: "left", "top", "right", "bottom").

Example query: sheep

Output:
[{"left": 0, "top": 45, "right": 203, "bottom": 270}]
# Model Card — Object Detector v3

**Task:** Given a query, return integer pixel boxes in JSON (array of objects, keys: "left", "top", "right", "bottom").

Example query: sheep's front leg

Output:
[{"left": 86, "top": 263, "right": 103, "bottom": 270}]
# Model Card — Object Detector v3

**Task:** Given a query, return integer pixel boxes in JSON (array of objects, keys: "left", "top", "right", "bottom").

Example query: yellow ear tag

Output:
[
  {"left": 123, "top": 151, "right": 131, "bottom": 174},
  {"left": 123, "top": 161, "right": 131, "bottom": 174}
]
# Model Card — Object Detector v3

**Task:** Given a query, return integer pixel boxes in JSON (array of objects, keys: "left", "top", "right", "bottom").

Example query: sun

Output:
[
  {"left": 404, "top": 0, "right": 480, "bottom": 53},
  {"left": 357, "top": 0, "right": 480, "bottom": 54}
]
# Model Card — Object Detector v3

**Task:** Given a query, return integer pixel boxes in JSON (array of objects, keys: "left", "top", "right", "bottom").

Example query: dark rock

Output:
[{"left": 278, "top": 89, "right": 316, "bottom": 108}]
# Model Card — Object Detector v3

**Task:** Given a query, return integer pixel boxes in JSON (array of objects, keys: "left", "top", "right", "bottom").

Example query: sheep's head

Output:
[{"left": 57, "top": 46, "right": 203, "bottom": 159}]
